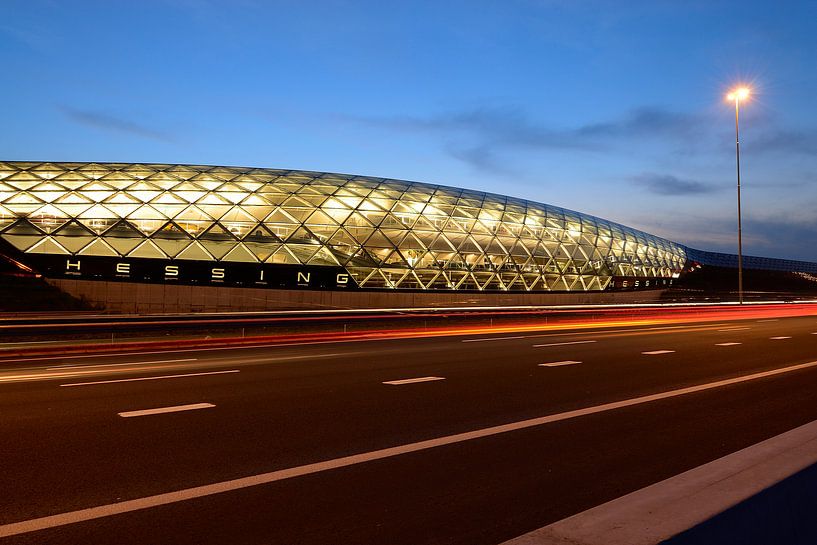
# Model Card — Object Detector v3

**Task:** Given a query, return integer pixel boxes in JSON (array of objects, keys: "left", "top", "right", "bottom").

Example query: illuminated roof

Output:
[{"left": 0, "top": 161, "right": 687, "bottom": 291}]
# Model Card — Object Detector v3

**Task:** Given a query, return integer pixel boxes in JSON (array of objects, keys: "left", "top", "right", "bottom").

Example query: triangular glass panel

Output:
[
  {"left": 219, "top": 207, "right": 257, "bottom": 224},
  {"left": 222, "top": 243, "right": 259, "bottom": 263},
  {"left": 175, "top": 241, "right": 215, "bottom": 261},
  {"left": 78, "top": 238, "right": 118, "bottom": 257},
  {"left": 27, "top": 237, "right": 70, "bottom": 255},
  {"left": 242, "top": 242, "right": 278, "bottom": 262},
  {"left": 128, "top": 239, "right": 168, "bottom": 259},
  {"left": 263, "top": 208, "right": 299, "bottom": 224},
  {"left": 53, "top": 220, "right": 95, "bottom": 237},
  {"left": 285, "top": 226, "right": 316, "bottom": 244},
  {"left": 48, "top": 234, "right": 93, "bottom": 253},
  {"left": 304, "top": 209, "right": 339, "bottom": 226},
  {"left": 151, "top": 192, "right": 187, "bottom": 205},
  {"left": 102, "top": 220, "right": 142, "bottom": 238},
  {"left": 241, "top": 224, "right": 281, "bottom": 243},
  {"left": 307, "top": 247, "right": 340, "bottom": 266},
  {"left": 153, "top": 222, "right": 191, "bottom": 240},
  {"left": 265, "top": 246, "right": 301, "bottom": 265},
  {"left": 174, "top": 205, "right": 214, "bottom": 222},
  {"left": 199, "top": 224, "right": 236, "bottom": 241}
]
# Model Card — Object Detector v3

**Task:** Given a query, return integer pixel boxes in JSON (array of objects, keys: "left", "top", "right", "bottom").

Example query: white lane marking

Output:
[
  {"left": 715, "top": 342, "right": 742, "bottom": 347},
  {"left": 717, "top": 327, "right": 751, "bottom": 332},
  {"left": 0, "top": 340, "right": 62, "bottom": 346},
  {"left": 47, "top": 358, "right": 197, "bottom": 370},
  {"left": 461, "top": 323, "right": 733, "bottom": 343},
  {"left": 770, "top": 336, "right": 792, "bottom": 340},
  {"left": 533, "top": 340, "right": 597, "bottom": 348},
  {"left": 61, "top": 370, "right": 239, "bottom": 387},
  {"left": 5, "top": 359, "right": 817, "bottom": 538},
  {"left": 1, "top": 349, "right": 354, "bottom": 364},
  {"left": 642, "top": 350, "right": 675, "bottom": 355},
  {"left": 504, "top": 420, "right": 817, "bottom": 545},
  {"left": 539, "top": 361, "right": 582, "bottom": 367},
  {"left": 461, "top": 336, "right": 525, "bottom": 343},
  {"left": 383, "top": 376, "right": 445, "bottom": 385},
  {"left": 757, "top": 319, "right": 779, "bottom": 322},
  {"left": 118, "top": 403, "right": 215, "bottom": 418}
]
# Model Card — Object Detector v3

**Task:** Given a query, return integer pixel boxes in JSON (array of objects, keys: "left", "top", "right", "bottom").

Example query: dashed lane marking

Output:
[
  {"left": 61, "top": 370, "right": 239, "bottom": 387},
  {"left": 461, "top": 336, "right": 525, "bottom": 343},
  {"left": 118, "top": 403, "right": 215, "bottom": 418},
  {"left": 642, "top": 350, "right": 675, "bottom": 355},
  {"left": 533, "top": 340, "right": 597, "bottom": 348},
  {"left": 539, "top": 361, "right": 582, "bottom": 367},
  {"left": 383, "top": 376, "right": 445, "bottom": 385},
  {"left": 48, "top": 358, "right": 197, "bottom": 370}
]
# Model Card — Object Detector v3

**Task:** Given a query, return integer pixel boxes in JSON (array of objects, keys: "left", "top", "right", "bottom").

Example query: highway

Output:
[{"left": 2, "top": 310, "right": 817, "bottom": 544}]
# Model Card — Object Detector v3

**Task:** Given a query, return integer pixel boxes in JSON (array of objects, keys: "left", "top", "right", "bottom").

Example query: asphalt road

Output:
[{"left": 2, "top": 311, "right": 817, "bottom": 544}]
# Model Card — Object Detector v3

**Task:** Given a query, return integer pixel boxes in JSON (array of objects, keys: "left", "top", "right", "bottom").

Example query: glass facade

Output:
[{"left": 0, "top": 161, "right": 687, "bottom": 291}]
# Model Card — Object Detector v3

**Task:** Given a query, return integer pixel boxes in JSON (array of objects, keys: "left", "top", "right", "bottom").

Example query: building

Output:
[{"left": 0, "top": 160, "right": 691, "bottom": 305}]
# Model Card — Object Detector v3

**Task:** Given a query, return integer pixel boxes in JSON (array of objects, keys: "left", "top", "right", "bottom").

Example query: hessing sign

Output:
[{"left": 26, "top": 254, "right": 356, "bottom": 290}]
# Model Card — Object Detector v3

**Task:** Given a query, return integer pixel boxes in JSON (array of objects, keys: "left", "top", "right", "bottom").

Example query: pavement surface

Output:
[{"left": 2, "top": 310, "right": 817, "bottom": 544}]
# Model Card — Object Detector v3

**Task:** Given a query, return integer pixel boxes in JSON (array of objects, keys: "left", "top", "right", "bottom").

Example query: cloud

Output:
[
  {"left": 630, "top": 172, "right": 716, "bottom": 196},
  {"left": 346, "top": 104, "right": 711, "bottom": 170},
  {"left": 352, "top": 105, "right": 602, "bottom": 151},
  {"left": 60, "top": 107, "right": 172, "bottom": 142},
  {"left": 577, "top": 107, "right": 704, "bottom": 139},
  {"left": 747, "top": 128, "right": 817, "bottom": 156},
  {"left": 634, "top": 212, "right": 817, "bottom": 262}
]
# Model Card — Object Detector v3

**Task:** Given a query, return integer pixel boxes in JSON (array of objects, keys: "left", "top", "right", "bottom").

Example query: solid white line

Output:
[
  {"left": 642, "top": 350, "right": 675, "bottom": 355},
  {"left": 757, "top": 319, "right": 779, "bottom": 322},
  {"left": 461, "top": 336, "right": 525, "bottom": 343},
  {"left": 533, "top": 340, "right": 597, "bottom": 348},
  {"left": 0, "top": 340, "right": 62, "bottom": 346},
  {"left": 539, "top": 361, "right": 582, "bottom": 367},
  {"left": 48, "top": 358, "right": 197, "bottom": 370},
  {"left": 770, "top": 336, "right": 792, "bottom": 340},
  {"left": 3, "top": 359, "right": 817, "bottom": 538},
  {"left": 502, "top": 420, "right": 817, "bottom": 545},
  {"left": 61, "top": 370, "right": 239, "bottom": 387},
  {"left": 715, "top": 342, "right": 742, "bottom": 347},
  {"left": 1, "top": 348, "right": 355, "bottom": 364},
  {"left": 118, "top": 403, "right": 215, "bottom": 418},
  {"left": 383, "top": 376, "right": 445, "bottom": 385},
  {"left": 717, "top": 327, "right": 751, "bottom": 332}
]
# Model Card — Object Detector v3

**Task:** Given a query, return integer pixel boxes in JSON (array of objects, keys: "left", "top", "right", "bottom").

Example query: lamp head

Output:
[{"left": 727, "top": 87, "right": 751, "bottom": 101}]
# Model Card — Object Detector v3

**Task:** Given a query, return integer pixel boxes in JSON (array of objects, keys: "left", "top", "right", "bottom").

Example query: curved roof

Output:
[{"left": 0, "top": 161, "right": 687, "bottom": 291}]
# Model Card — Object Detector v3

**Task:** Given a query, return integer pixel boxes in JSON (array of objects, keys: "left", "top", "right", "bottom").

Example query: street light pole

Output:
[
  {"left": 727, "top": 87, "right": 749, "bottom": 305},
  {"left": 734, "top": 95, "right": 743, "bottom": 305}
]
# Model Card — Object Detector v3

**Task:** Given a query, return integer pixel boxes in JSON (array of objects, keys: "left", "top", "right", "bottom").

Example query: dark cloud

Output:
[
  {"left": 446, "top": 144, "right": 510, "bottom": 174},
  {"left": 353, "top": 105, "right": 602, "bottom": 152},
  {"left": 635, "top": 213, "right": 817, "bottom": 262},
  {"left": 346, "top": 105, "right": 710, "bottom": 169},
  {"left": 744, "top": 217, "right": 817, "bottom": 261},
  {"left": 347, "top": 104, "right": 817, "bottom": 173},
  {"left": 60, "top": 107, "right": 172, "bottom": 142},
  {"left": 577, "top": 107, "right": 704, "bottom": 139},
  {"left": 747, "top": 128, "right": 817, "bottom": 156},
  {"left": 630, "top": 172, "right": 716, "bottom": 196}
]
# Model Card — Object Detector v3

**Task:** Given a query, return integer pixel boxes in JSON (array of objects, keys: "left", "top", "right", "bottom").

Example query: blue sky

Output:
[{"left": 3, "top": 0, "right": 817, "bottom": 259}]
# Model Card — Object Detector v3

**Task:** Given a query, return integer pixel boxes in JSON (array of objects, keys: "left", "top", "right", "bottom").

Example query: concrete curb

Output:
[{"left": 500, "top": 419, "right": 817, "bottom": 545}]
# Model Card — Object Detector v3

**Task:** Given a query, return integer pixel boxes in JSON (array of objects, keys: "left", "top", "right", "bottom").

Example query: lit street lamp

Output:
[{"left": 727, "top": 86, "right": 750, "bottom": 304}]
